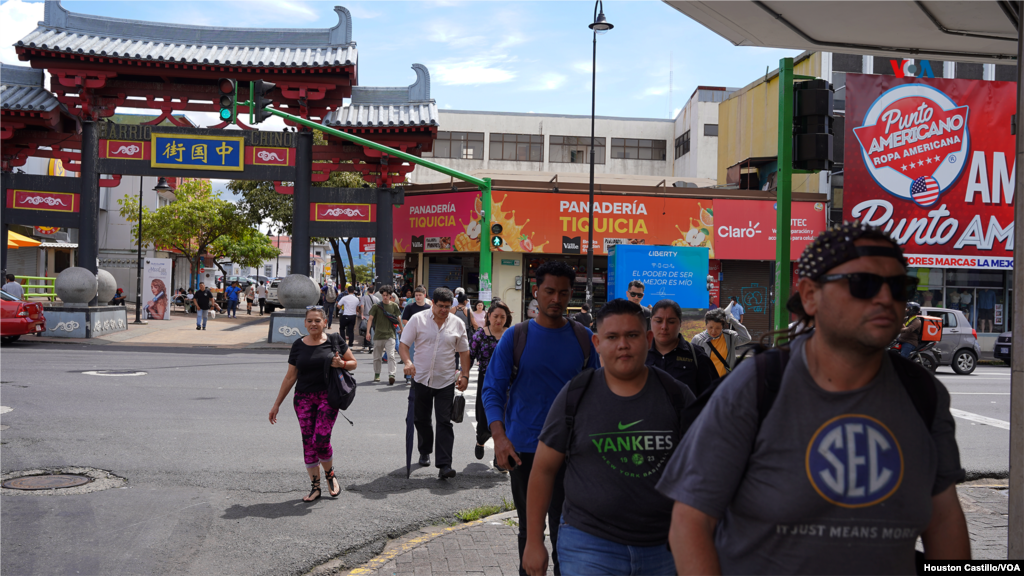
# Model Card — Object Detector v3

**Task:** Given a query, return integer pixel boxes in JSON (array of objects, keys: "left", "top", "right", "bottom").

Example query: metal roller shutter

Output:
[
  {"left": 5, "top": 246, "right": 40, "bottom": 278},
  {"left": 427, "top": 263, "right": 462, "bottom": 295},
  {"left": 720, "top": 260, "right": 773, "bottom": 344}
]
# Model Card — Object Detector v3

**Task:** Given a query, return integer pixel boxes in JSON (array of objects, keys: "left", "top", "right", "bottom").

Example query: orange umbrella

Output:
[{"left": 7, "top": 231, "right": 41, "bottom": 249}]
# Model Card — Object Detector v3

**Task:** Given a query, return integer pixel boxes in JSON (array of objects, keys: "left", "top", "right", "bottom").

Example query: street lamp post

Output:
[
  {"left": 134, "top": 177, "right": 170, "bottom": 324},
  {"left": 586, "top": 1, "right": 612, "bottom": 310}
]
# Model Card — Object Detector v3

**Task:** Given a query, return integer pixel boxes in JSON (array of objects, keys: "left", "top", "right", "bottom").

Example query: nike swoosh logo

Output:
[{"left": 618, "top": 419, "right": 643, "bottom": 431}]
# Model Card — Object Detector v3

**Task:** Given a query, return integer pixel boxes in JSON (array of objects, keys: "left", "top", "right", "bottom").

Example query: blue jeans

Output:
[
  {"left": 227, "top": 300, "right": 238, "bottom": 317},
  {"left": 196, "top": 309, "right": 211, "bottom": 328},
  {"left": 324, "top": 303, "right": 335, "bottom": 328},
  {"left": 556, "top": 523, "right": 675, "bottom": 576},
  {"left": 900, "top": 341, "right": 918, "bottom": 358},
  {"left": 406, "top": 342, "right": 415, "bottom": 381}
]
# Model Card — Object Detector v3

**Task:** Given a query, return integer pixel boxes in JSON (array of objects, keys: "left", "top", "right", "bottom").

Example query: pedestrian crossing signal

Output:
[
  {"left": 491, "top": 236, "right": 503, "bottom": 248},
  {"left": 218, "top": 78, "right": 236, "bottom": 122}
]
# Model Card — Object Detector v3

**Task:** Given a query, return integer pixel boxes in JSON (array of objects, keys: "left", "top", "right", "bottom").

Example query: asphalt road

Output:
[
  {"left": 0, "top": 342, "right": 1014, "bottom": 575},
  {"left": 0, "top": 342, "right": 512, "bottom": 576},
  {"left": 933, "top": 365, "right": 1013, "bottom": 479}
]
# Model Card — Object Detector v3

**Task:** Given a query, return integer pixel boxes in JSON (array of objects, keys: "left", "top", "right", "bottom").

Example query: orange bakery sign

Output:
[{"left": 489, "top": 191, "right": 715, "bottom": 257}]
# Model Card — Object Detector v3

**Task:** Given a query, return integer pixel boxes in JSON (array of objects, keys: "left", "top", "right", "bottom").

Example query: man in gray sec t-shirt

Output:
[{"left": 657, "top": 221, "right": 970, "bottom": 574}]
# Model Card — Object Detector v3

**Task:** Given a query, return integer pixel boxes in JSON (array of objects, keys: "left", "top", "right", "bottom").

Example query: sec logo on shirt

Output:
[{"left": 805, "top": 415, "right": 904, "bottom": 508}]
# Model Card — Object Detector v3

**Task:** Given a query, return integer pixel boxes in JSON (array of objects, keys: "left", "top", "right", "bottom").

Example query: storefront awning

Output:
[
  {"left": 664, "top": 1, "right": 1017, "bottom": 64},
  {"left": 7, "top": 231, "right": 42, "bottom": 248}
]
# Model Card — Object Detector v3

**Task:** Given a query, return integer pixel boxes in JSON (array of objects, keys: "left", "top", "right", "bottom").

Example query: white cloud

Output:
[
  {"left": 642, "top": 86, "right": 669, "bottom": 97},
  {"left": 347, "top": 5, "right": 382, "bottom": 19},
  {"left": 432, "top": 57, "right": 516, "bottom": 85},
  {"left": 672, "top": 107, "right": 682, "bottom": 119},
  {"left": 524, "top": 72, "right": 567, "bottom": 91},
  {"left": 443, "top": 104, "right": 453, "bottom": 109},
  {"left": 572, "top": 61, "right": 603, "bottom": 75},
  {"left": 495, "top": 33, "right": 528, "bottom": 49},
  {"left": 0, "top": 0, "right": 43, "bottom": 66}
]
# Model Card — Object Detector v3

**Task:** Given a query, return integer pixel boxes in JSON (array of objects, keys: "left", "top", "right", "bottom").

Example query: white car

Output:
[{"left": 264, "top": 280, "right": 281, "bottom": 313}]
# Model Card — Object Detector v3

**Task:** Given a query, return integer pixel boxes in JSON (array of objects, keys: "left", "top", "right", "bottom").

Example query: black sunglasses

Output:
[
  {"left": 628, "top": 291, "right": 644, "bottom": 298},
  {"left": 818, "top": 273, "right": 919, "bottom": 301}
]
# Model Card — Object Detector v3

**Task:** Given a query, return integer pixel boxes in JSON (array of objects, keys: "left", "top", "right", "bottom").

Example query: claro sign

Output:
[
  {"left": 714, "top": 199, "right": 826, "bottom": 260},
  {"left": 844, "top": 74, "right": 1015, "bottom": 270}
]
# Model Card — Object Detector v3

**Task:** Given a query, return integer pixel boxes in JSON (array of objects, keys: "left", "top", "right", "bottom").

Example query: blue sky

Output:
[{"left": 0, "top": 0, "right": 800, "bottom": 119}]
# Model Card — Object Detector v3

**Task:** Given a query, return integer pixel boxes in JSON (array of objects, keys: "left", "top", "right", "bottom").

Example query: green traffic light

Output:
[
  {"left": 491, "top": 236, "right": 502, "bottom": 247},
  {"left": 219, "top": 108, "right": 232, "bottom": 121}
]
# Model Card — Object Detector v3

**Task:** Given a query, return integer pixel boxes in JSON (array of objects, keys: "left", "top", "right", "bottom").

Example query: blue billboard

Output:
[{"left": 608, "top": 245, "right": 709, "bottom": 309}]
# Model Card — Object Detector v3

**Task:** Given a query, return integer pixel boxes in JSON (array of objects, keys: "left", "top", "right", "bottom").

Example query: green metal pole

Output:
[
  {"left": 248, "top": 81, "right": 254, "bottom": 125},
  {"left": 264, "top": 107, "right": 488, "bottom": 188},
  {"left": 774, "top": 57, "right": 794, "bottom": 334},
  {"left": 480, "top": 178, "right": 493, "bottom": 306}
]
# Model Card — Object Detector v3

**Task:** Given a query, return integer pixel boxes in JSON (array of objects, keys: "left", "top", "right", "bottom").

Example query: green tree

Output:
[
  {"left": 351, "top": 264, "right": 374, "bottom": 284},
  {"left": 226, "top": 128, "right": 375, "bottom": 286},
  {"left": 118, "top": 179, "right": 246, "bottom": 289},
  {"left": 208, "top": 228, "right": 281, "bottom": 279}
]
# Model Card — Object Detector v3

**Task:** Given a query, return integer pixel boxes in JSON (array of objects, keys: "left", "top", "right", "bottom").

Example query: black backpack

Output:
[
  {"left": 678, "top": 346, "right": 937, "bottom": 440},
  {"left": 562, "top": 365, "right": 690, "bottom": 461},
  {"left": 510, "top": 319, "right": 591, "bottom": 383}
]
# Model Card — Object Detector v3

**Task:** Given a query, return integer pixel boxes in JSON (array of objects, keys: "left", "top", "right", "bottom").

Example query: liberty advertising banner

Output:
[
  {"left": 844, "top": 74, "right": 1015, "bottom": 270},
  {"left": 142, "top": 257, "right": 172, "bottom": 320},
  {"left": 607, "top": 245, "right": 709, "bottom": 309}
]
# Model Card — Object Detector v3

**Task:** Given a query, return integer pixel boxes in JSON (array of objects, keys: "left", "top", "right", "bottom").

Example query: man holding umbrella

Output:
[{"left": 399, "top": 287, "right": 471, "bottom": 479}]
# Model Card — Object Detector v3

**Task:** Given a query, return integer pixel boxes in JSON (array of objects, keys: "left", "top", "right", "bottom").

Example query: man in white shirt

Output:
[
  {"left": 256, "top": 282, "right": 268, "bottom": 316},
  {"left": 399, "top": 287, "right": 470, "bottom": 480},
  {"left": 337, "top": 285, "right": 360, "bottom": 348},
  {"left": 3, "top": 274, "right": 24, "bottom": 300}
]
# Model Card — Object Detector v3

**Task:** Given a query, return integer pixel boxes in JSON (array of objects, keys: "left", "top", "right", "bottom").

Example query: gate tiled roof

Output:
[
  {"left": 323, "top": 64, "right": 438, "bottom": 128},
  {"left": 0, "top": 63, "right": 59, "bottom": 112}
]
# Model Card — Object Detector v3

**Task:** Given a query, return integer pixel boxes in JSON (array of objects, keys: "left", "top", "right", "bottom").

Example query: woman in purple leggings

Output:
[{"left": 269, "top": 307, "right": 357, "bottom": 502}]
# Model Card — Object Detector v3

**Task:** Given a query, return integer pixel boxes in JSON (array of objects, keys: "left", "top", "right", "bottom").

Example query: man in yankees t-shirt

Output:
[
  {"left": 658, "top": 221, "right": 969, "bottom": 574},
  {"left": 522, "top": 299, "right": 695, "bottom": 576}
]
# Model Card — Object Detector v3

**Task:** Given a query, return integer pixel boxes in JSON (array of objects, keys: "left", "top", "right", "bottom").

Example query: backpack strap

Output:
[
  {"left": 510, "top": 321, "right": 530, "bottom": 383},
  {"left": 563, "top": 368, "right": 596, "bottom": 462},
  {"left": 649, "top": 366, "right": 689, "bottom": 443},
  {"left": 569, "top": 320, "right": 592, "bottom": 370},
  {"left": 888, "top": 350, "right": 938, "bottom": 430},
  {"left": 754, "top": 347, "right": 789, "bottom": 426}
]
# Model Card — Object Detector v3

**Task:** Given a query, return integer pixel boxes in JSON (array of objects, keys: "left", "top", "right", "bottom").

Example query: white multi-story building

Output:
[
  {"left": 672, "top": 86, "right": 737, "bottom": 180},
  {"left": 408, "top": 100, "right": 733, "bottom": 186}
]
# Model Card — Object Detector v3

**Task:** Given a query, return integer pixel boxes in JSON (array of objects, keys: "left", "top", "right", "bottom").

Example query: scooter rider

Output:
[{"left": 899, "top": 302, "right": 924, "bottom": 359}]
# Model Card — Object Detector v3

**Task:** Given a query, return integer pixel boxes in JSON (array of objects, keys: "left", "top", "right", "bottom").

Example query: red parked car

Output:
[{"left": 1, "top": 290, "right": 46, "bottom": 344}]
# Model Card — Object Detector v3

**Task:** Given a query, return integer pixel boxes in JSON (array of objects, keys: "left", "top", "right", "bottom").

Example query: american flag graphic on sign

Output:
[{"left": 910, "top": 176, "right": 941, "bottom": 207}]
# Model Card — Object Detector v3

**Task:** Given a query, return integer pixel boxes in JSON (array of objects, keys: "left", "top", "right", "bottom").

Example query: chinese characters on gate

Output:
[{"left": 151, "top": 134, "right": 244, "bottom": 171}]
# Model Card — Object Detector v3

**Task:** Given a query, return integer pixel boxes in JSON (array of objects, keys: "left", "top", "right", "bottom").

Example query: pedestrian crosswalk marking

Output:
[{"left": 462, "top": 370, "right": 493, "bottom": 450}]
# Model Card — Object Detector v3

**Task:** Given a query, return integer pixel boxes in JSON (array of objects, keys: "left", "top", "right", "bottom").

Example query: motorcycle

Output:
[{"left": 889, "top": 340, "right": 940, "bottom": 373}]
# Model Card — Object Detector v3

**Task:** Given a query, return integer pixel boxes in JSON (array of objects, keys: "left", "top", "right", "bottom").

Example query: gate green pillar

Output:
[{"left": 775, "top": 57, "right": 794, "bottom": 333}]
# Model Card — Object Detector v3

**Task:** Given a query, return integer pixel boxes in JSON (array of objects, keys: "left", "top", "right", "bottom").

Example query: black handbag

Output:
[
  {"left": 325, "top": 333, "right": 357, "bottom": 418},
  {"left": 451, "top": 392, "right": 466, "bottom": 423}
]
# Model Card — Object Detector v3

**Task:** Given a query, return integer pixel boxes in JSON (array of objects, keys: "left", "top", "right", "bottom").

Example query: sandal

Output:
[
  {"left": 304, "top": 476, "right": 322, "bottom": 502},
  {"left": 325, "top": 467, "right": 341, "bottom": 497}
]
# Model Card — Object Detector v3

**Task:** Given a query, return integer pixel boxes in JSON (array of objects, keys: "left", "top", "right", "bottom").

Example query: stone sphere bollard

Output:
[
  {"left": 96, "top": 269, "right": 117, "bottom": 304},
  {"left": 55, "top": 267, "right": 98, "bottom": 305},
  {"left": 277, "top": 275, "right": 320, "bottom": 312}
]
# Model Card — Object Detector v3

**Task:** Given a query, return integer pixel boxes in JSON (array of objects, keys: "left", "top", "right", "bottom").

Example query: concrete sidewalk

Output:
[
  {"left": 28, "top": 305, "right": 285, "bottom": 349},
  {"left": 339, "top": 482, "right": 1010, "bottom": 576}
]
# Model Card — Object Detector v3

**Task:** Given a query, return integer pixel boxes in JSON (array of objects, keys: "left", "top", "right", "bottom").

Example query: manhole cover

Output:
[
  {"left": 3, "top": 474, "right": 92, "bottom": 490},
  {"left": 81, "top": 370, "right": 147, "bottom": 377}
]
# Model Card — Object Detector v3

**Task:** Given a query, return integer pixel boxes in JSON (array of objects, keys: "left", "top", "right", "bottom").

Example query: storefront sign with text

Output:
[
  {"left": 714, "top": 200, "right": 826, "bottom": 260},
  {"left": 844, "top": 74, "right": 1015, "bottom": 269}
]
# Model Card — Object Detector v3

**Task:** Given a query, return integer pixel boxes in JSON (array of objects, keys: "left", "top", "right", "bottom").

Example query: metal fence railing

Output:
[{"left": 14, "top": 276, "right": 56, "bottom": 301}]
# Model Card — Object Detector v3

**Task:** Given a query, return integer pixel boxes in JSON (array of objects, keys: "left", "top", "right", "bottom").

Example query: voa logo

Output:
[{"left": 805, "top": 415, "right": 903, "bottom": 508}]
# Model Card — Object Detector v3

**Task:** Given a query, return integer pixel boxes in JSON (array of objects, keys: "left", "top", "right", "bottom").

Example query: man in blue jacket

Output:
[{"left": 483, "top": 260, "right": 600, "bottom": 576}]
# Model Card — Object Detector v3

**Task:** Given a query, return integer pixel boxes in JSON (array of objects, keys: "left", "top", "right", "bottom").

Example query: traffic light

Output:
[
  {"left": 252, "top": 80, "right": 276, "bottom": 124},
  {"left": 792, "top": 79, "right": 834, "bottom": 171},
  {"left": 217, "top": 78, "right": 236, "bottom": 123},
  {"left": 491, "top": 236, "right": 503, "bottom": 248}
]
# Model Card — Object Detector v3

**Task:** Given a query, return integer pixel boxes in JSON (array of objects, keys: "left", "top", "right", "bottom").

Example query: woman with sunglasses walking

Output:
[{"left": 269, "top": 306, "right": 357, "bottom": 502}]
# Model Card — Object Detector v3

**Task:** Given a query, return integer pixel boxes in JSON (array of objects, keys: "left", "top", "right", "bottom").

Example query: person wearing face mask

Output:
[{"left": 690, "top": 304, "right": 751, "bottom": 381}]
